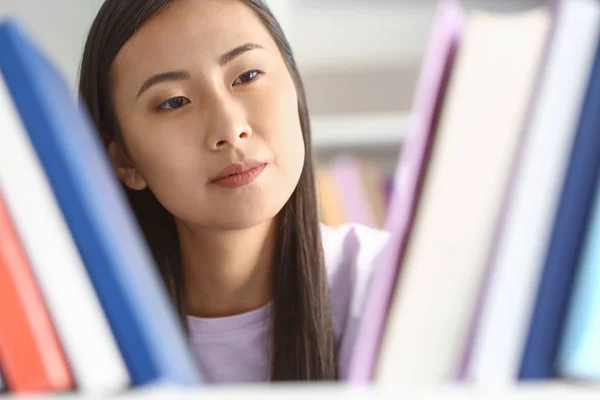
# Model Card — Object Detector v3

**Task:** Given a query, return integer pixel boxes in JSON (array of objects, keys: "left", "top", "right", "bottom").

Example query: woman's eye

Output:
[
  {"left": 233, "top": 70, "right": 263, "bottom": 85},
  {"left": 158, "top": 96, "right": 190, "bottom": 111}
]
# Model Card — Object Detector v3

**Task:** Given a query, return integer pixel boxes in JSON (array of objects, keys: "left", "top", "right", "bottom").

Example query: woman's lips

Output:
[{"left": 210, "top": 160, "right": 267, "bottom": 188}]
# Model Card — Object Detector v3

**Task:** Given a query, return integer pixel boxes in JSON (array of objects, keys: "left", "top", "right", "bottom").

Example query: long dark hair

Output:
[{"left": 79, "top": 0, "right": 336, "bottom": 381}]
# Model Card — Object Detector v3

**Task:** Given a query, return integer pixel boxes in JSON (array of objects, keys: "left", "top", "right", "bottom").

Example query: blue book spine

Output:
[
  {"left": 557, "top": 173, "right": 600, "bottom": 379},
  {"left": 519, "top": 33, "right": 600, "bottom": 379},
  {"left": 0, "top": 20, "right": 202, "bottom": 386}
]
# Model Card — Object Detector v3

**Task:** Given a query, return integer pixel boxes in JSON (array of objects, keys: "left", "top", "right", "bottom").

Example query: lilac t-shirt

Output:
[{"left": 186, "top": 223, "right": 390, "bottom": 383}]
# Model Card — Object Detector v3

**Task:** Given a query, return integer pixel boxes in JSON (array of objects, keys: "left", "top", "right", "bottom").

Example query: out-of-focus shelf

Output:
[
  {"left": 310, "top": 112, "right": 408, "bottom": 149},
  {"left": 2, "top": 382, "right": 600, "bottom": 399}
]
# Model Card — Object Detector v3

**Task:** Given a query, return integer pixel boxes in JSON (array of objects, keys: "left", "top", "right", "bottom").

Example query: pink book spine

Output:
[
  {"left": 330, "top": 155, "right": 376, "bottom": 227},
  {"left": 345, "top": 0, "right": 465, "bottom": 382}
]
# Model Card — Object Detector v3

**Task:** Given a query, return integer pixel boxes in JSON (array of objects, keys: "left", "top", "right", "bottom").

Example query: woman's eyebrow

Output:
[
  {"left": 136, "top": 43, "right": 265, "bottom": 99},
  {"left": 137, "top": 70, "right": 190, "bottom": 98},
  {"left": 219, "top": 42, "right": 265, "bottom": 68}
]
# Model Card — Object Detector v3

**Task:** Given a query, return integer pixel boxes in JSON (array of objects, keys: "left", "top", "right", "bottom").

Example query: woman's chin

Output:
[
  {"left": 198, "top": 202, "right": 280, "bottom": 231},
  {"left": 202, "top": 191, "right": 288, "bottom": 230},
  {"left": 169, "top": 185, "right": 293, "bottom": 231},
  {"left": 206, "top": 215, "right": 275, "bottom": 231}
]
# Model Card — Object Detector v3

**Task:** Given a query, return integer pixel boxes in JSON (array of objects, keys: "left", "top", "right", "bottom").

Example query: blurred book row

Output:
[
  {"left": 3, "top": 0, "right": 600, "bottom": 397},
  {"left": 316, "top": 157, "right": 392, "bottom": 230},
  {"left": 338, "top": 0, "right": 600, "bottom": 386}
]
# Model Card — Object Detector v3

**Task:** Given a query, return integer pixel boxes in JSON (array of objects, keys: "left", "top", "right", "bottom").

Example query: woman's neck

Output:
[{"left": 177, "top": 218, "right": 276, "bottom": 318}]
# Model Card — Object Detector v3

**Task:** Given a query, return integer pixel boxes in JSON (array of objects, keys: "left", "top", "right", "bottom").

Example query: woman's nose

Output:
[{"left": 205, "top": 97, "right": 252, "bottom": 151}]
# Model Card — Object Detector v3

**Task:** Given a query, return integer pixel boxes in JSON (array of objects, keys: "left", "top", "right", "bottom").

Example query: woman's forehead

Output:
[{"left": 112, "top": 0, "right": 278, "bottom": 85}]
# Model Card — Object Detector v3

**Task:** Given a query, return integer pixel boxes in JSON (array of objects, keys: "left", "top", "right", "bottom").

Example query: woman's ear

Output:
[{"left": 107, "top": 141, "right": 148, "bottom": 191}]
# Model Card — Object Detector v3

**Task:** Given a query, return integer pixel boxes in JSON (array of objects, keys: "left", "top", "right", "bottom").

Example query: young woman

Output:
[{"left": 79, "top": 0, "right": 389, "bottom": 383}]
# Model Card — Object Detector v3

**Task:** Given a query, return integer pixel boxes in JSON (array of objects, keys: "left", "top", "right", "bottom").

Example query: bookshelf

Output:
[
  {"left": 1, "top": 382, "right": 599, "bottom": 399},
  {"left": 310, "top": 112, "right": 408, "bottom": 149},
  {"left": 3, "top": 2, "right": 600, "bottom": 398}
]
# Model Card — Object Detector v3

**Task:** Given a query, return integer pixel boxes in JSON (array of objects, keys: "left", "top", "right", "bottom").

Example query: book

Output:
[
  {"left": 0, "top": 19, "right": 202, "bottom": 385},
  {"left": 348, "top": 0, "right": 465, "bottom": 382},
  {"left": 558, "top": 166, "right": 600, "bottom": 379},
  {"left": 359, "top": 161, "right": 387, "bottom": 229},
  {"left": 519, "top": 16, "right": 600, "bottom": 379},
  {"left": 316, "top": 166, "right": 347, "bottom": 227},
  {"left": 465, "top": 0, "right": 600, "bottom": 384},
  {"left": 377, "top": 5, "right": 551, "bottom": 384},
  {"left": 330, "top": 156, "right": 377, "bottom": 227},
  {"left": 0, "top": 192, "right": 74, "bottom": 393},
  {"left": 0, "top": 52, "right": 129, "bottom": 392}
]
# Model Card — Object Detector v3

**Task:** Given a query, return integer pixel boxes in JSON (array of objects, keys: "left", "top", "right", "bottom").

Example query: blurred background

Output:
[{"left": 0, "top": 0, "right": 547, "bottom": 229}]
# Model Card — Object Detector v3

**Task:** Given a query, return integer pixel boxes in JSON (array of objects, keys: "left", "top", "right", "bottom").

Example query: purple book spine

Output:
[{"left": 345, "top": 0, "right": 465, "bottom": 382}]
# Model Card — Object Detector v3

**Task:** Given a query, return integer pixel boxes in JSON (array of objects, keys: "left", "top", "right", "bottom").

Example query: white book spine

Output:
[
  {"left": 0, "top": 75, "right": 130, "bottom": 391},
  {"left": 467, "top": 0, "right": 600, "bottom": 384},
  {"left": 377, "top": 7, "right": 550, "bottom": 384}
]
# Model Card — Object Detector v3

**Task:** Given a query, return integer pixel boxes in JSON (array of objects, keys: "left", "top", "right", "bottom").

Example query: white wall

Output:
[{"left": 0, "top": 0, "right": 104, "bottom": 88}]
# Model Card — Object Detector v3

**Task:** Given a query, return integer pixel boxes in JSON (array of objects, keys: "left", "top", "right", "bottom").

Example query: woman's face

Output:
[{"left": 110, "top": 0, "right": 305, "bottom": 230}]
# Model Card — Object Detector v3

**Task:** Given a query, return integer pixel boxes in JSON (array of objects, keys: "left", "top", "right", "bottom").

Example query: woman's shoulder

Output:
[{"left": 319, "top": 223, "right": 390, "bottom": 353}]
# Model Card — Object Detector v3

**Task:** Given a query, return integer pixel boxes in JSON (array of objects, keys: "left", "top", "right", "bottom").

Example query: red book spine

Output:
[{"left": 0, "top": 192, "right": 75, "bottom": 392}]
